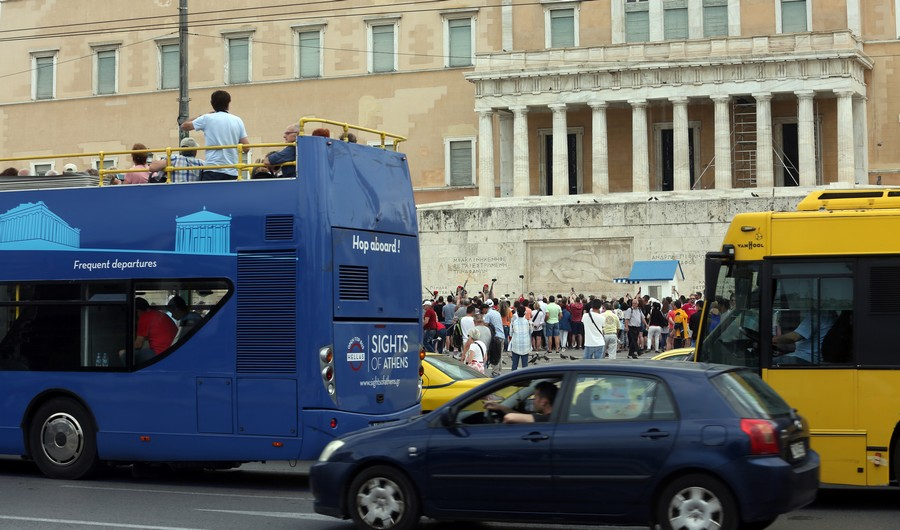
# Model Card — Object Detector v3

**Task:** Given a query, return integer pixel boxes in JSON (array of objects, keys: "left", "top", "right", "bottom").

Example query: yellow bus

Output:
[{"left": 695, "top": 188, "right": 900, "bottom": 487}]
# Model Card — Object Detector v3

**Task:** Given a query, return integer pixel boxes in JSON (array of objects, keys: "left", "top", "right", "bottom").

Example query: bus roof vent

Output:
[
  {"left": 236, "top": 251, "right": 297, "bottom": 373},
  {"left": 265, "top": 215, "right": 294, "bottom": 241},
  {"left": 797, "top": 190, "right": 900, "bottom": 211},
  {"left": 339, "top": 265, "right": 369, "bottom": 301}
]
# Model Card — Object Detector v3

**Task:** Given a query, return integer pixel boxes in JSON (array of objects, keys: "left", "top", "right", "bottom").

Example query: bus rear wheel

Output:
[{"left": 28, "top": 398, "right": 99, "bottom": 479}]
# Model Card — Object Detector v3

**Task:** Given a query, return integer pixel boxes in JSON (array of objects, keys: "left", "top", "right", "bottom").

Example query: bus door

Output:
[{"left": 763, "top": 260, "right": 866, "bottom": 485}]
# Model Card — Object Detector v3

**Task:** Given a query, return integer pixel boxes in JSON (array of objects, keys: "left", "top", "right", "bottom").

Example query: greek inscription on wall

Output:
[{"left": 447, "top": 256, "right": 509, "bottom": 274}]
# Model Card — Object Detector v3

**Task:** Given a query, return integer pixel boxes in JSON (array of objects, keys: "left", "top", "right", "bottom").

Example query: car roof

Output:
[{"left": 504, "top": 359, "right": 738, "bottom": 378}]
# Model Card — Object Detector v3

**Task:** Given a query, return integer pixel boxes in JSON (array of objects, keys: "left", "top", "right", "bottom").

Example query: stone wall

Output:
[{"left": 417, "top": 189, "right": 808, "bottom": 301}]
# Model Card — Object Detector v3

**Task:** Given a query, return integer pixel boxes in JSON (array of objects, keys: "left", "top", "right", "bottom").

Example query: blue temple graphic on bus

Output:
[
  {"left": 175, "top": 207, "right": 232, "bottom": 255},
  {"left": 0, "top": 201, "right": 81, "bottom": 250},
  {"left": 0, "top": 202, "right": 232, "bottom": 255}
]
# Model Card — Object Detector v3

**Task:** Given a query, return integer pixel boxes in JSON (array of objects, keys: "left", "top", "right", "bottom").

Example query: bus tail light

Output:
[
  {"left": 319, "top": 346, "right": 337, "bottom": 402},
  {"left": 741, "top": 418, "right": 779, "bottom": 455}
]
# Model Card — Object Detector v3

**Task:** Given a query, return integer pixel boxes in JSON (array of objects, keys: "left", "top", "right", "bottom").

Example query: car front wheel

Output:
[
  {"left": 348, "top": 465, "right": 420, "bottom": 530},
  {"left": 656, "top": 473, "right": 738, "bottom": 530}
]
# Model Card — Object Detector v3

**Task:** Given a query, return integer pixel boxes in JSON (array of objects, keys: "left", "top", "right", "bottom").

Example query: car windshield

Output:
[
  {"left": 710, "top": 369, "right": 792, "bottom": 419},
  {"left": 426, "top": 355, "right": 485, "bottom": 380}
]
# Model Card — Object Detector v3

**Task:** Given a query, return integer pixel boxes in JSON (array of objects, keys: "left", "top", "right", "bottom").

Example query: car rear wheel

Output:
[
  {"left": 657, "top": 474, "right": 738, "bottom": 530},
  {"left": 348, "top": 465, "right": 420, "bottom": 530},
  {"left": 28, "top": 398, "right": 99, "bottom": 480}
]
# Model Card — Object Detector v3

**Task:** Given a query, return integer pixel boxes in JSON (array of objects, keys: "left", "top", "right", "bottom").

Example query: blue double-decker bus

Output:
[{"left": 0, "top": 129, "right": 423, "bottom": 479}]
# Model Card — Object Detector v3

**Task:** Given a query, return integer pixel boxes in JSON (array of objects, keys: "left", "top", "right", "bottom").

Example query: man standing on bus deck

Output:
[{"left": 181, "top": 90, "right": 249, "bottom": 181}]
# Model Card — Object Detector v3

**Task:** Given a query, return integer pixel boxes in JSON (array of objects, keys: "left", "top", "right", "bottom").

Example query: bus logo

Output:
[{"left": 347, "top": 338, "right": 366, "bottom": 371}]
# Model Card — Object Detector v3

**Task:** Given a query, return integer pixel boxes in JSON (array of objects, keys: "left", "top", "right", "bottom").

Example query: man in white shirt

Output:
[{"left": 583, "top": 299, "right": 606, "bottom": 359}]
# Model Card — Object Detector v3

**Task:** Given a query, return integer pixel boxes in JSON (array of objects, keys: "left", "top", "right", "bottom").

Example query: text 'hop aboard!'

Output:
[{"left": 351, "top": 234, "right": 401, "bottom": 254}]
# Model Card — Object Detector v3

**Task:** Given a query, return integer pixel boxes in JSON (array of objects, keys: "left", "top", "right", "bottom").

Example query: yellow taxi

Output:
[
  {"left": 421, "top": 353, "right": 491, "bottom": 413},
  {"left": 650, "top": 348, "right": 694, "bottom": 362}
]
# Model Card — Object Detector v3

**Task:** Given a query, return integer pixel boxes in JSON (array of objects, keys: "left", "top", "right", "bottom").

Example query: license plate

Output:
[{"left": 790, "top": 441, "right": 806, "bottom": 460}]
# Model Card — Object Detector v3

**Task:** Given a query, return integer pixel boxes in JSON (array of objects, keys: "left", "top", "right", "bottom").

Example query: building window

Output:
[
  {"left": 296, "top": 27, "right": 323, "bottom": 79},
  {"left": 780, "top": 0, "right": 808, "bottom": 33},
  {"left": 663, "top": 2, "right": 688, "bottom": 40},
  {"left": 703, "top": 0, "right": 728, "bottom": 37},
  {"left": 446, "top": 138, "right": 475, "bottom": 187},
  {"left": 444, "top": 16, "right": 474, "bottom": 67},
  {"left": 226, "top": 35, "right": 251, "bottom": 84},
  {"left": 625, "top": 0, "right": 650, "bottom": 43},
  {"left": 546, "top": 6, "right": 578, "bottom": 49},
  {"left": 368, "top": 20, "right": 398, "bottom": 73},
  {"left": 92, "top": 158, "right": 117, "bottom": 171},
  {"left": 159, "top": 42, "right": 179, "bottom": 90},
  {"left": 93, "top": 46, "right": 118, "bottom": 95},
  {"left": 32, "top": 162, "right": 53, "bottom": 176},
  {"left": 31, "top": 52, "right": 57, "bottom": 100}
]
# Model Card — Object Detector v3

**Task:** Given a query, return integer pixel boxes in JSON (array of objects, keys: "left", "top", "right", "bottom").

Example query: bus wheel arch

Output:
[{"left": 25, "top": 393, "right": 100, "bottom": 480}]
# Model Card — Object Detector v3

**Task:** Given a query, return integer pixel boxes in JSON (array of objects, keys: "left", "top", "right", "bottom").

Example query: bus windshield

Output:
[{"left": 697, "top": 260, "right": 761, "bottom": 368}]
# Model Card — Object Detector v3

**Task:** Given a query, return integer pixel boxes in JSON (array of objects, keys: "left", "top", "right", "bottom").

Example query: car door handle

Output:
[
  {"left": 640, "top": 429, "right": 670, "bottom": 440},
  {"left": 521, "top": 432, "right": 550, "bottom": 442}
]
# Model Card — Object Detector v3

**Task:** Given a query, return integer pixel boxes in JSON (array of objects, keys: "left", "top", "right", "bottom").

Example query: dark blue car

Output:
[{"left": 311, "top": 360, "right": 819, "bottom": 530}]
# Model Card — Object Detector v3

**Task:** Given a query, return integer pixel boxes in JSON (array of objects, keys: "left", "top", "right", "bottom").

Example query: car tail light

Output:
[{"left": 741, "top": 418, "right": 779, "bottom": 455}]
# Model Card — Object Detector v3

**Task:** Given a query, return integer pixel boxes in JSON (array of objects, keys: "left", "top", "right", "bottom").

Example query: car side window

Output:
[{"left": 566, "top": 374, "right": 677, "bottom": 422}]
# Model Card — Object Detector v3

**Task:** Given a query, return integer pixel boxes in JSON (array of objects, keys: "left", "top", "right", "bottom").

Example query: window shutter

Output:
[
  {"left": 372, "top": 25, "right": 394, "bottom": 73},
  {"left": 161, "top": 44, "right": 179, "bottom": 89},
  {"left": 664, "top": 8, "right": 688, "bottom": 40},
  {"left": 449, "top": 141, "right": 473, "bottom": 186},
  {"left": 782, "top": 0, "right": 808, "bottom": 33},
  {"left": 626, "top": 11, "right": 650, "bottom": 42},
  {"left": 229, "top": 38, "right": 249, "bottom": 83},
  {"left": 298, "top": 31, "right": 320, "bottom": 78},
  {"left": 703, "top": 5, "right": 728, "bottom": 37},
  {"left": 448, "top": 19, "right": 472, "bottom": 67},
  {"left": 550, "top": 9, "right": 575, "bottom": 48},
  {"left": 97, "top": 50, "right": 116, "bottom": 94},
  {"left": 35, "top": 56, "right": 54, "bottom": 100}
]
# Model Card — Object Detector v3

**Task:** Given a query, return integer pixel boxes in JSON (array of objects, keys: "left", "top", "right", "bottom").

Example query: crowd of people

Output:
[
  {"left": 424, "top": 285, "right": 719, "bottom": 376},
  {"left": 2, "top": 89, "right": 360, "bottom": 184}
]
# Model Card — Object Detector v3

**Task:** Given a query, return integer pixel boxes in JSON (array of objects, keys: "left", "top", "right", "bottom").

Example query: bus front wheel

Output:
[{"left": 28, "top": 398, "right": 99, "bottom": 480}]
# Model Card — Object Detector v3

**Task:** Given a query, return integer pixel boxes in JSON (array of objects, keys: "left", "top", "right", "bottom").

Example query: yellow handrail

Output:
[{"left": 0, "top": 119, "right": 405, "bottom": 185}]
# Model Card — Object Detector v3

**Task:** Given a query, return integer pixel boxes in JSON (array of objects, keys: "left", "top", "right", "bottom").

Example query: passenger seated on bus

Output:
[
  {"left": 119, "top": 297, "right": 178, "bottom": 364},
  {"left": 166, "top": 295, "right": 202, "bottom": 343},
  {"left": 772, "top": 310, "right": 836, "bottom": 364},
  {"left": 147, "top": 137, "right": 204, "bottom": 183},
  {"left": 263, "top": 124, "right": 299, "bottom": 178},
  {"left": 123, "top": 143, "right": 151, "bottom": 184}
]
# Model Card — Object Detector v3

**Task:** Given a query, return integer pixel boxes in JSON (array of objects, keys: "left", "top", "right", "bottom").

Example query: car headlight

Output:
[{"left": 318, "top": 440, "right": 345, "bottom": 462}]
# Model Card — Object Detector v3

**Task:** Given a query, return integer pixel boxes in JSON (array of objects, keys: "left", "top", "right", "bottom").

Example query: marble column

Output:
[
  {"left": 753, "top": 92, "right": 773, "bottom": 188},
  {"left": 477, "top": 109, "right": 495, "bottom": 198},
  {"left": 854, "top": 95, "right": 868, "bottom": 185},
  {"left": 671, "top": 96, "right": 690, "bottom": 191},
  {"left": 498, "top": 111, "right": 514, "bottom": 197},
  {"left": 795, "top": 90, "right": 816, "bottom": 187},
  {"left": 835, "top": 89, "right": 855, "bottom": 185},
  {"left": 549, "top": 103, "right": 569, "bottom": 196},
  {"left": 711, "top": 95, "right": 732, "bottom": 190},
  {"left": 630, "top": 99, "right": 649, "bottom": 193},
  {"left": 589, "top": 102, "right": 609, "bottom": 195},
  {"left": 510, "top": 105, "right": 530, "bottom": 197}
]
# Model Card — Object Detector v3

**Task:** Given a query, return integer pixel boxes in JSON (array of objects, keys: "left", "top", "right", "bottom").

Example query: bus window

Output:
[
  {"left": 699, "top": 262, "right": 761, "bottom": 368},
  {"left": 770, "top": 262, "right": 854, "bottom": 366}
]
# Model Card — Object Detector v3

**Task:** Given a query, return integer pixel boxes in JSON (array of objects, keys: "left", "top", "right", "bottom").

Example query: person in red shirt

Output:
[
  {"left": 423, "top": 300, "right": 439, "bottom": 352},
  {"left": 568, "top": 293, "right": 584, "bottom": 349},
  {"left": 127, "top": 297, "right": 178, "bottom": 364}
]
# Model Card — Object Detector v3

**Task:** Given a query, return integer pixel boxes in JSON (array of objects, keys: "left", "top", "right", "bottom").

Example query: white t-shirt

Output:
[
  {"left": 192, "top": 111, "right": 248, "bottom": 176},
  {"left": 460, "top": 315, "right": 475, "bottom": 340},
  {"left": 583, "top": 311, "right": 605, "bottom": 347}
]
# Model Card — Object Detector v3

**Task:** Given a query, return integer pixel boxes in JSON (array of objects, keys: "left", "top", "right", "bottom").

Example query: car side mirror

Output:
[{"left": 440, "top": 408, "right": 457, "bottom": 427}]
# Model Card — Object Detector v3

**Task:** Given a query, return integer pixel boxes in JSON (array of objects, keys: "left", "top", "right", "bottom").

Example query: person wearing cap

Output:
[
  {"left": 482, "top": 298, "right": 505, "bottom": 375},
  {"left": 263, "top": 123, "right": 300, "bottom": 178},
  {"left": 462, "top": 328, "right": 486, "bottom": 374},
  {"left": 63, "top": 163, "right": 79, "bottom": 175},
  {"left": 148, "top": 137, "right": 205, "bottom": 183},
  {"left": 422, "top": 300, "right": 439, "bottom": 353}
]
